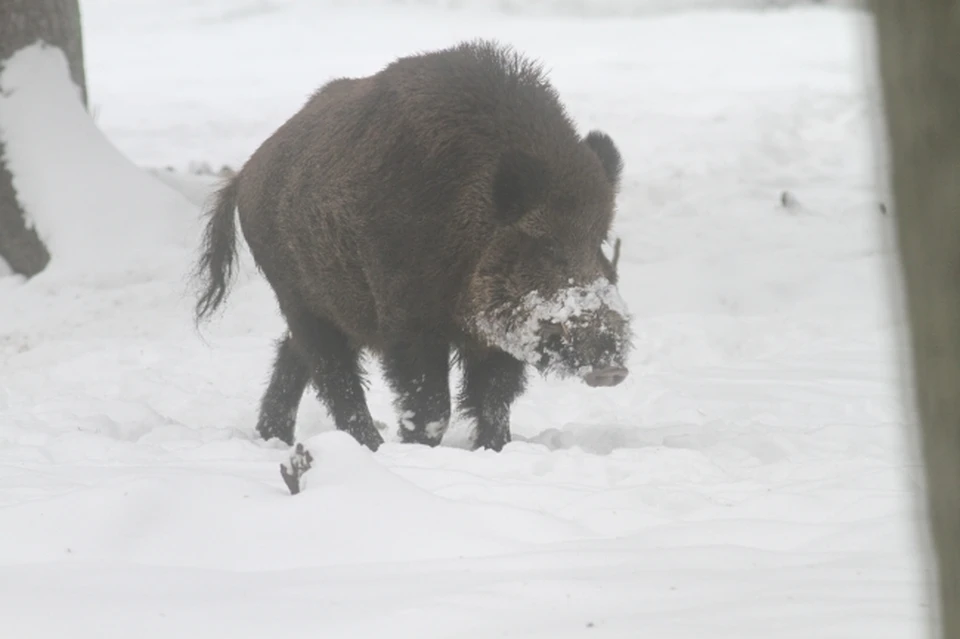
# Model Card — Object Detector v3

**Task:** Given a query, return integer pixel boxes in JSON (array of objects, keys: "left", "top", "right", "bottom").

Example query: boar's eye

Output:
[{"left": 492, "top": 150, "right": 549, "bottom": 226}]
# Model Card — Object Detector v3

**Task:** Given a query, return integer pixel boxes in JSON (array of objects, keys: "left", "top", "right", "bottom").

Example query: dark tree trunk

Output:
[
  {"left": 0, "top": 0, "right": 86, "bottom": 277},
  {"left": 872, "top": 1, "right": 960, "bottom": 637}
]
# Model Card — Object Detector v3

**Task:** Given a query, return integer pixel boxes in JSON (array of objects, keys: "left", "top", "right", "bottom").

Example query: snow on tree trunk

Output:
[
  {"left": 0, "top": 43, "right": 194, "bottom": 282},
  {"left": 873, "top": 2, "right": 960, "bottom": 638},
  {"left": 0, "top": 0, "right": 86, "bottom": 277}
]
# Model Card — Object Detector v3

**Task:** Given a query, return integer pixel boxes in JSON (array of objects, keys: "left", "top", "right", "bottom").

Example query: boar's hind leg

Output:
[
  {"left": 382, "top": 340, "right": 452, "bottom": 447},
  {"left": 458, "top": 349, "right": 527, "bottom": 452},
  {"left": 281, "top": 304, "right": 384, "bottom": 452},
  {"left": 256, "top": 334, "right": 310, "bottom": 445}
]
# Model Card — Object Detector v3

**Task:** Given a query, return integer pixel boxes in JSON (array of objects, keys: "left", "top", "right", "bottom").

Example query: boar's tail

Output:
[{"left": 193, "top": 175, "right": 241, "bottom": 325}]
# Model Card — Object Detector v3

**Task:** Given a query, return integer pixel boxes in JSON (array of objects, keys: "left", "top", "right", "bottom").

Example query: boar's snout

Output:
[
  {"left": 583, "top": 365, "right": 629, "bottom": 388},
  {"left": 471, "top": 277, "right": 632, "bottom": 383}
]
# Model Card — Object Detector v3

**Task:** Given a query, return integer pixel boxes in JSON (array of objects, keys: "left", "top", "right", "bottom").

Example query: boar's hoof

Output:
[
  {"left": 350, "top": 425, "right": 385, "bottom": 452},
  {"left": 399, "top": 429, "right": 444, "bottom": 447},
  {"left": 583, "top": 366, "right": 629, "bottom": 388},
  {"left": 474, "top": 430, "right": 511, "bottom": 452}
]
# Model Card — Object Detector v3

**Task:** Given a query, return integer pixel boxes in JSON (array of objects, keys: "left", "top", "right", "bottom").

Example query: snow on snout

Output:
[{"left": 475, "top": 277, "right": 630, "bottom": 369}]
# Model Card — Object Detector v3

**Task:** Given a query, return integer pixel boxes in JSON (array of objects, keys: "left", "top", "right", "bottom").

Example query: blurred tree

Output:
[
  {"left": 0, "top": 0, "right": 86, "bottom": 277},
  {"left": 873, "top": 1, "right": 960, "bottom": 637}
]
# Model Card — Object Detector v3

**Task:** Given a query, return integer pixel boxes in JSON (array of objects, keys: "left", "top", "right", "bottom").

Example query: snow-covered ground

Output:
[{"left": 0, "top": 1, "right": 931, "bottom": 637}]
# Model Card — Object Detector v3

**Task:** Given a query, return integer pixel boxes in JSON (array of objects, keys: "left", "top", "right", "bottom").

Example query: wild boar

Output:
[{"left": 193, "top": 39, "right": 632, "bottom": 452}]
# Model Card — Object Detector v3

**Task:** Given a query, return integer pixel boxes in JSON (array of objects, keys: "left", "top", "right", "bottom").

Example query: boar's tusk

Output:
[{"left": 611, "top": 237, "right": 622, "bottom": 276}]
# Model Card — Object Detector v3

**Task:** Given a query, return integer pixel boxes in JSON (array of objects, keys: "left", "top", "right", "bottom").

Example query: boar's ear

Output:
[
  {"left": 492, "top": 150, "right": 549, "bottom": 225},
  {"left": 584, "top": 130, "right": 623, "bottom": 187}
]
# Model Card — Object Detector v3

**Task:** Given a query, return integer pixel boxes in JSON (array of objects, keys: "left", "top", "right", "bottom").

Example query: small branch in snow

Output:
[{"left": 280, "top": 442, "right": 314, "bottom": 495}]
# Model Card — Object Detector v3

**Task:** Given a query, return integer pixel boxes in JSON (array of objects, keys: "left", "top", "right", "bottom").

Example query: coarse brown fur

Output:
[{"left": 193, "top": 39, "right": 631, "bottom": 452}]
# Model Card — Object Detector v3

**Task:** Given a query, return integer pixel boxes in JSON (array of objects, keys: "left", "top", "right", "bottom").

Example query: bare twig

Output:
[{"left": 279, "top": 443, "right": 313, "bottom": 495}]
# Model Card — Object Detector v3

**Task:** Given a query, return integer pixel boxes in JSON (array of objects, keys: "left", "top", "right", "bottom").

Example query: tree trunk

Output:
[
  {"left": 0, "top": 0, "right": 86, "bottom": 277},
  {"left": 872, "top": 2, "right": 960, "bottom": 637}
]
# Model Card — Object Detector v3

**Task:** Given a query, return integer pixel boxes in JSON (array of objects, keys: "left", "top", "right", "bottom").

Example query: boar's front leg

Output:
[
  {"left": 280, "top": 303, "right": 384, "bottom": 452},
  {"left": 458, "top": 348, "right": 527, "bottom": 451},
  {"left": 382, "top": 339, "right": 451, "bottom": 447}
]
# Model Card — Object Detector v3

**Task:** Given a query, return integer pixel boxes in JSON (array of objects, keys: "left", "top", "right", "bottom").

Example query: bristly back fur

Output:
[{"left": 192, "top": 176, "right": 241, "bottom": 325}]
